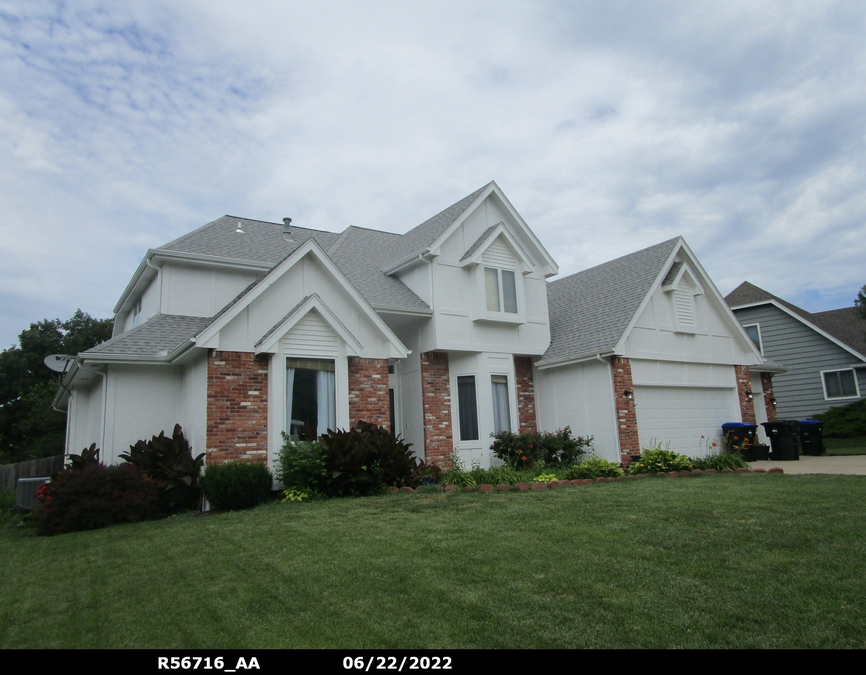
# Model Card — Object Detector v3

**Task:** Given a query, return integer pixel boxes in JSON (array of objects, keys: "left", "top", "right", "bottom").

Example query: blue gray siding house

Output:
[{"left": 726, "top": 282, "right": 866, "bottom": 420}]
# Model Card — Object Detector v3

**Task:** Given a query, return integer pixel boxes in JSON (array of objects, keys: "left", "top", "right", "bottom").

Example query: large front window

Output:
[
  {"left": 485, "top": 267, "right": 518, "bottom": 313},
  {"left": 286, "top": 359, "right": 336, "bottom": 440}
]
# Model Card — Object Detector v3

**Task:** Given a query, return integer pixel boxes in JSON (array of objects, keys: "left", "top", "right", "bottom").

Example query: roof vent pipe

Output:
[{"left": 282, "top": 217, "right": 293, "bottom": 243}]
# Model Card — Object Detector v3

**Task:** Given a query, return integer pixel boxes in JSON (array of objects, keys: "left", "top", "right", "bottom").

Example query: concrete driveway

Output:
[{"left": 749, "top": 455, "right": 866, "bottom": 475}]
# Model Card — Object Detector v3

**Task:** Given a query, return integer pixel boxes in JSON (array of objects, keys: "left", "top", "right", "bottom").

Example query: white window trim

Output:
[
  {"left": 473, "top": 264, "right": 526, "bottom": 324},
  {"left": 820, "top": 368, "right": 861, "bottom": 401},
  {"left": 743, "top": 323, "right": 763, "bottom": 355},
  {"left": 491, "top": 373, "right": 513, "bottom": 435}
]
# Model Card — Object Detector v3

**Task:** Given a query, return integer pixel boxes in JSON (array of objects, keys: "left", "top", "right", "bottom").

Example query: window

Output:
[
  {"left": 457, "top": 376, "right": 479, "bottom": 441},
  {"left": 286, "top": 359, "right": 336, "bottom": 440},
  {"left": 491, "top": 375, "right": 511, "bottom": 434},
  {"left": 485, "top": 267, "right": 517, "bottom": 314},
  {"left": 822, "top": 369, "right": 859, "bottom": 400},
  {"left": 132, "top": 299, "right": 143, "bottom": 327},
  {"left": 744, "top": 324, "right": 763, "bottom": 353}
]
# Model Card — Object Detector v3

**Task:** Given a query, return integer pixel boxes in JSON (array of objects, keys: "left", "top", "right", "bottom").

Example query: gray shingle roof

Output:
[
  {"left": 158, "top": 216, "right": 429, "bottom": 313},
  {"left": 539, "top": 238, "right": 680, "bottom": 366},
  {"left": 460, "top": 224, "right": 498, "bottom": 261},
  {"left": 380, "top": 183, "right": 491, "bottom": 269},
  {"left": 159, "top": 216, "right": 339, "bottom": 264},
  {"left": 725, "top": 282, "right": 866, "bottom": 359},
  {"left": 328, "top": 227, "right": 430, "bottom": 311},
  {"left": 82, "top": 314, "right": 212, "bottom": 360}
]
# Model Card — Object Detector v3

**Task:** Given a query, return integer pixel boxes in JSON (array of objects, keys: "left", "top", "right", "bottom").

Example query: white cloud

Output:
[{"left": 0, "top": 0, "right": 865, "bottom": 346}]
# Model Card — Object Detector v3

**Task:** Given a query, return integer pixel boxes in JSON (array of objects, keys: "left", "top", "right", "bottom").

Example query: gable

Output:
[
  {"left": 196, "top": 240, "right": 407, "bottom": 359},
  {"left": 280, "top": 309, "right": 341, "bottom": 358},
  {"left": 620, "top": 243, "right": 760, "bottom": 365}
]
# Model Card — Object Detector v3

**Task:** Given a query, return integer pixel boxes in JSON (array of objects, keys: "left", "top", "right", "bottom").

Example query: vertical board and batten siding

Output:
[
  {"left": 481, "top": 237, "right": 517, "bottom": 268},
  {"left": 733, "top": 305, "right": 866, "bottom": 419},
  {"left": 279, "top": 310, "right": 340, "bottom": 357}
]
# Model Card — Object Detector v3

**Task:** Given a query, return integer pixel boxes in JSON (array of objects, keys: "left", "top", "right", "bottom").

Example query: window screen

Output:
[{"left": 457, "top": 376, "right": 479, "bottom": 441}]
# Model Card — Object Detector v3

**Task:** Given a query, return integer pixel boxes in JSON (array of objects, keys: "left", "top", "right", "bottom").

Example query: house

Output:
[
  {"left": 726, "top": 282, "right": 866, "bottom": 422},
  {"left": 55, "top": 182, "right": 770, "bottom": 471}
]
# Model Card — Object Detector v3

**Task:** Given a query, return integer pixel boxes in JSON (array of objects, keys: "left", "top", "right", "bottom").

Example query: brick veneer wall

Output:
[
  {"left": 514, "top": 356, "right": 537, "bottom": 434},
  {"left": 206, "top": 351, "right": 269, "bottom": 465},
  {"left": 420, "top": 351, "right": 453, "bottom": 468},
  {"left": 735, "top": 365, "right": 756, "bottom": 424},
  {"left": 611, "top": 356, "right": 640, "bottom": 464},
  {"left": 761, "top": 372, "right": 777, "bottom": 423},
  {"left": 348, "top": 357, "right": 390, "bottom": 427}
]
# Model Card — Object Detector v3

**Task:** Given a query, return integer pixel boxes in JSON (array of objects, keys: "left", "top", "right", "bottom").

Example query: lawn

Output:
[
  {"left": 824, "top": 437, "right": 866, "bottom": 455},
  {"left": 2, "top": 474, "right": 866, "bottom": 649}
]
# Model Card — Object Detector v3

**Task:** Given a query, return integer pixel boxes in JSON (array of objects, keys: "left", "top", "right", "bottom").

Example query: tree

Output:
[
  {"left": 0, "top": 310, "right": 113, "bottom": 464},
  {"left": 856, "top": 284, "right": 866, "bottom": 321}
]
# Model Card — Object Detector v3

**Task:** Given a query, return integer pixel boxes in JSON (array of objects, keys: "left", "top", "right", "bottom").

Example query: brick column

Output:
[
  {"left": 735, "top": 365, "right": 756, "bottom": 424},
  {"left": 420, "top": 351, "right": 453, "bottom": 468},
  {"left": 611, "top": 356, "right": 639, "bottom": 465},
  {"left": 514, "top": 356, "right": 537, "bottom": 434},
  {"left": 206, "top": 351, "right": 269, "bottom": 465},
  {"left": 348, "top": 357, "right": 390, "bottom": 427},
  {"left": 761, "top": 372, "right": 777, "bottom": 423}
]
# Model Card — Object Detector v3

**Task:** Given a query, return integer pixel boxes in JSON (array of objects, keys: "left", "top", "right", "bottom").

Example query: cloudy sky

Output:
[{"left": 1, "top": 0, "right": 864, "bottom": 348}]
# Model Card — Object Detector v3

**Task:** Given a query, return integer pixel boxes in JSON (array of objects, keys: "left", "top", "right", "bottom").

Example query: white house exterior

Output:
[{"left": 56, "top": 182, "right": 772, "bottom": 470}]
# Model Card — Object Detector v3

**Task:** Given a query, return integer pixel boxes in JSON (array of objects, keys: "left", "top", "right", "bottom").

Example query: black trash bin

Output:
[
  {"left": 798, "top": 420, "right": 825, "bottom": 456},
  {"left": 761, "top": 421, "right": 800, "bottom": 461},
  {"left": 721, "top": 422, "right": 759, "bottom": 460}
]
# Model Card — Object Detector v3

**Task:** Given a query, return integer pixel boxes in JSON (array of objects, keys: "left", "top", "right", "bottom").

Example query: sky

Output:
[{"left": 1, "top": 0, "right": 864, "bottom": 348}]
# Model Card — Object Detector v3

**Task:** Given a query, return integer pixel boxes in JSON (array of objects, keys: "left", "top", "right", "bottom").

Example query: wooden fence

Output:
[{"left": 0, "top": 455, "right": 64, "bottom": 491}]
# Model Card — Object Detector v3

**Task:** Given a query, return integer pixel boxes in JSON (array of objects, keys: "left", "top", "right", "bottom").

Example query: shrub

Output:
[
  {"left": 814, "top": 399, "right": 866, "bottom": 438},
  {"left": 0, "top": 487, "right": 15, "bottom": 512},
  {"left": 440, "top": 458, "right": 525, "bottom": 488},
  {"left": 627, "top": 448, "right": 693, "bottom": 475},
  {"left": 199, "top": 461, "right": 272, "bottom": 511},
  {"left": 691, "top": 451, "right": 749, "bottom": 471},
  {"left": 65, "top": 443, "right": 101, "bottom": 470},
  {"left": 564, "top": 457, "right": 624, "bottom": 479},
  {"left": 120, "top": 424, "right": 205, "bottom": 512},
  {"left": 281, "top": 421, "right": 419, "bottom": 498},
  {"left": 34, "top": 463, "right": 162, "bottom": 536},
  {"left": 277, "top": 436, "right": 328, "bottom": 495},
  {"left": 491, "top": 427, "right": 592, "bottom": 469}
]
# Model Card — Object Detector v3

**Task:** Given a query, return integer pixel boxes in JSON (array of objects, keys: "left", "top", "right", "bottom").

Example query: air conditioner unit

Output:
[{"left": 16, "top": 477, "right": 51, "bottom": 511}]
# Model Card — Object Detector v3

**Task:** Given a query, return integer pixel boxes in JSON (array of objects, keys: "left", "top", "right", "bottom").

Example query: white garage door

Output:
[{"left": 633, "top": 386, "right": 738, "bottom": 456}]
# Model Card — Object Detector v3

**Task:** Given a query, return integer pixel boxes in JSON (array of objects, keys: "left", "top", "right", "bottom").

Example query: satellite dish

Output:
[{"left": 44, "top": 354, "right": 74, "bottom": 373}]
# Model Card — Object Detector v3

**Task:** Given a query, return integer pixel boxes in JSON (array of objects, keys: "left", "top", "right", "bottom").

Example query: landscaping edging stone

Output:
[{"left": 383, "top": 466, "right": 784, "bottom": 495}]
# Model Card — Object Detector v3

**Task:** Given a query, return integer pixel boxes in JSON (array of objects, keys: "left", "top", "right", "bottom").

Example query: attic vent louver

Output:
[{"left": 283, "top": 217, "right": 293, "bottom": 243}]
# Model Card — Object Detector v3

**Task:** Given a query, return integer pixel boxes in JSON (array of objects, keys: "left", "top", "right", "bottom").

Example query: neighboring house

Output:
[
  {"left": 55, "top": 182, "right": 769, "bottom": 471},
  {"left": 726, "top": 282, "right": 866, "bottom": 422}
]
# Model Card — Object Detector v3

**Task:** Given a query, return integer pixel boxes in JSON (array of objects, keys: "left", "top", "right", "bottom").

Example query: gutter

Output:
[
  {"left": 535, "top": 350, "right": 616, "bottom": 370},
  {"left": 382, "top": 250, "right": 430, "bottom": 276}
]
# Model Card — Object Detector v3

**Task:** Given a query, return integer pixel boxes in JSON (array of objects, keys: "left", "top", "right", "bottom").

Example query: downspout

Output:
[
  {"left": 145, "top": 257, "right": 163, "bottom": 315},
  {"left": 77, "top": 361, "right": 108, "bottom": 458}
]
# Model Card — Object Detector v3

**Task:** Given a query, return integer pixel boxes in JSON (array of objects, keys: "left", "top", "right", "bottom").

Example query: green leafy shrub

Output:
[
  {"left": 413, "top": 462, "right": 443, "bottom": 486},
  {"left": 199, "top": 461, "right": 272, "bottom": 511},
  {"left": 627, "top": 448, "right": 693, "bottom": 475},
  {"left": 440, "top": 460, "right": 526, "bottom": 487},
  {"left": 277, "top": 436, "right": 328, "bottom": 495},
  {"left": 34, "top": 463, "right": 162, "bottom": 536},
  {"left": 65, "top": 443, "right": 101, "bottom": 470},
  {"left": 0, "top": 487, "right": 15, "bottom": 512},
  {"left": 814, "top": 399, "right": 866, "bottom": 438},
  {"left": 120, "top": 424, "right": 204, "bottom": 512},
  {"left": 691, "top": 451, "right": 749, "bottom": 471},
  {"left": 281, "top": 421, "right": 419, "bottom": 497},
  {"left": 491, "top": 427, "right": 592, "bottom": 469},
  {"left": 564, "top": 457, "right": 624, "bottom": 479}
]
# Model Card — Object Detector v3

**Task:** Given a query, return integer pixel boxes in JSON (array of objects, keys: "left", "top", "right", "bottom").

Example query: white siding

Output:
[
  {"left": 534, "top": 359, "right": 619, "bottom": 462},
  {"left": 280, "top": 310, "right": 340, "bottom": 358}
]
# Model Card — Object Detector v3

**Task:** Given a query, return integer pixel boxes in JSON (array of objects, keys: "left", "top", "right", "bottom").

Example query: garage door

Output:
[{"left": 633, "top": 386, "right": 738, "bottom": 455}]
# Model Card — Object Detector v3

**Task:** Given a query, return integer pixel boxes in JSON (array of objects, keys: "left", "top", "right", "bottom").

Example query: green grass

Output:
[
  {"left": 3, "top": 475, "right": 866, "bottom": 649},
  {"left": 824, "top": 437, "right": 866, "bottom": 455}
]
